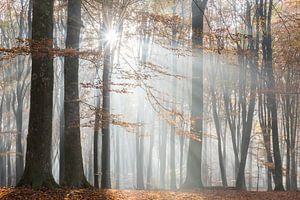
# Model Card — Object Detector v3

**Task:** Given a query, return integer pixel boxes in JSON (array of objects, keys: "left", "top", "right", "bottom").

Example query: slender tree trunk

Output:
[
  {"left": 290, "top": 132, "right": 297, "bottom": 190},
  {"left": 6, "top": 94, "right": 12, "bottom": 186},
  {"left": 7, "top": 152, "right": 11, "bottom": 186},
  {"left": 59, "top": 105, "right": 64, "bottom": 184},
  {"left": 136, "top": 100, "right": 145, "bottom": 190},
  {"left": 115, "top": 127, "right": 120, "bottom": 189},
  {"left": 146, "top": 130, "right": 154, "bottom": 189},
  {"left": 210, "top": 76, "right": 228, "bottom": 187},
  {"left": 0, "top": 154, "right": 5, "bottom": 186},
  {"left": 284, "top": 92, "right": 291, "bottom": 190},
  {"left": 183, "top": 0, "right": 207, "bottom": 189},
  {"left": 248, "top": 143, "right": 253, "bottom": 191},
  {"left": 136, "top": 127, "right": 145, "bottom": 189},
  {"left": 235, "top": 3, "right": 257, "bottom": 189},
  {"left": 0, "top": 97, "right": 4, "bottom": 186},
  {"left": 170, "top": 123, "right": 176, "bottom": 189},
  {"left": 261, "top": 0, "right": 284, "bottom": 191},
  {"left": 258, "top": 78, "right": 274, "bottom": 191},
  {"left": 101, "top": 43, "right": 112, "bottom": 189},
  {"left": 58, "top": 7, "right": 65, "bottom": 184},
  {"left": 93, "top": 15, "right": 103, "bottom": 189},
  {"left": 27, "top": 0, "right": 33, "bottom": 39},
  {"left": 290, "top": 112, "right": 298, "bottom": 190},
  {"left": 169, "top": 0, "right": 177, "bottom": 190},
  {"left": 236, "top": 53, "right": 257, "bottom": 190},
  {"left": 15, "top": 102, "right": 23, "bottom": 184},
  {"left": 209, "top": 55, "right": 228, "bottom": 187},
  {"left": 15, "top": 0, "right": 27, "bottom": 183},
  {"left": 159, "top": 118, "right": 167, "bottom": 189},
  {"left": 94, "top": 97, "right": 100, "bottom": 188}
]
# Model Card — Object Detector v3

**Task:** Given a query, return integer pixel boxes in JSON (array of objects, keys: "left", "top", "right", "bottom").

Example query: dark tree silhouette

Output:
[
  {"left": 18, "top": 0, "right": 57, "bottom": 188},
  {"left": 62, "top": 0, "right": 89, "bottom": 187}
]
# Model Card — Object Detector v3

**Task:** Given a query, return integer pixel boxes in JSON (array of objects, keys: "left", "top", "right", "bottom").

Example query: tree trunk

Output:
[
  {"left": 290, "top": 130, "right": 297, "bottom": 190},
  {"left": 115, "top": 127, "right": 120, "bottom": 189},
  {"left": 183, "top": 0, "right": 208, "bottom": 189},
  {"left": 169, "top": 0, "right": 177, "bottom": 190},
  {"left": 248, "top": 143, "right": 253, "bottom": 191},
  {"left": 261, "top": 0, "right": 284, "bottom": 191},
  {"left": 101, "top": 43, "right": 112, "bottom": 189},
  {"left": 0, "top": 97, "right": 5, "bottom": 186},
  {"left": 15, "top": 103, "right": 24, "bottom": 184},
  {"left": 159, "top": 118, "right": 167, "bottom": 189},
  {"left": 235, "top": 2, "right": 257, "bottom": 189},
  {"left": 146, "top": 130, "right": 154, "bottom": 189},
  {"left": 136, "top": 127, "right": 145, "bottom": 189},
  {"left": 17, "top": 0, "right": 57, "bottom": 188},
  {"left": 15, "top": 0, "right": 27, "bottom": 183},
  {"left": 59, "top": 106, "right": 65, "bottom": 184},
  {"left": 63, "top": 0, "right": 89, "bottom": 187},
  {"left": 7, "top": 152, "right": 11, "bottom": 186},
  {"left": 236, "top": 52, "right": 257, "bottom": 190},
  {"left": 284, "top": 92, "right": 291, "bottom": 190},
  {"left": 94, "top": 105, "right": 100, "bottom": 188},
  {"left": 258, "top": 71, "right": 276, "bottom": 191},
  {"left": 210, "top": 74, "right": 228, "bottom": 187}
]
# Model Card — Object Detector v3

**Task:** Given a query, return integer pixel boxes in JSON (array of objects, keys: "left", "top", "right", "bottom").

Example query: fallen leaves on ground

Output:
[{"left": 0, "top": 188, "right": 299, "bottom": 200}]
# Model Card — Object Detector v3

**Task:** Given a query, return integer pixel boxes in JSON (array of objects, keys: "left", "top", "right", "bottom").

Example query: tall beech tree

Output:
[
  {"left": 235, "top": 1, "right": 257, "bottom": 189},
  {"left": 17, "top": 0, "right": 57, "bottom": 188},
  {"left": 259, "top": 0, "right": 284, "bottom": 191},
  {"left": 209, "top": 64, "right": 228, "bottom": 187},
  {"left": 13, "top": 0, "right": 32, "bottom": 184},
  {"left": 170, "top": 0, "right": 178, "bottom": 190},
  {"left": 101, "top": 0, "right": 113, "bottom": 188},
  {"left": 183, "top": 0, "right": 208, "bottom": 189},
  {"left": 62, "top": 0, "right": 89, "bottom": 187}
]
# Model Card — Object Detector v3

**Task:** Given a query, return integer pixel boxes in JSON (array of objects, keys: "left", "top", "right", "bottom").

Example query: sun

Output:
[{"left": 104, "top": 29, "right": 119, "bottom": 45}]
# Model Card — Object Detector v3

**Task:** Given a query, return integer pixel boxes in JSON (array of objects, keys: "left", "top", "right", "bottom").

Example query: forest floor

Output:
[{"left": 0, "top": 188, "right": 299, "bottom": 200}]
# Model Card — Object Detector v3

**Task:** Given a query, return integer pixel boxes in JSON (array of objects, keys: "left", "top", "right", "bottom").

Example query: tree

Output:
[
  {"left": 146, "top": 121, "right": 154, "bottom": 189},
  {"left": 17, "top": 0, "right": 57, "bottom": 188},
  {"left": 62, "top": 0, "right": 89, "bottom": 187},
  {"left": 170, "top": 0, "right": 178, "bottom": 190},
  {"left": 235, "top": 1, "right": 257, "bottom": 189},
  {"left": 100, "top": 40, "right": 112, "bottom": 189},
  {"left": 13, "top": 0, "right": 32, "bottom": 184},
  {"left": 136, "top": 112, "right": 145, "bottom": 190},
  {"left": 183, "top": 0, "right": 208, "bottom": 189},
  {"left": 100, "top": 0, "right": 113, "bottom": 188},
  {"left": 209, "top": 62, "right": 228, "bottom": 187},
  {"left": 93, "top": 66, "right": 101, "bottom": 188},
  {"left": 259, "top": 0, "right": 284, "bottom": 191}
]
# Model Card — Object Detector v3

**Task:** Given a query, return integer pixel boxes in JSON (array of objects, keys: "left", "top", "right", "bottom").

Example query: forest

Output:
[{"left": 0, "top": 0, "right": 299, "bottom": 199}]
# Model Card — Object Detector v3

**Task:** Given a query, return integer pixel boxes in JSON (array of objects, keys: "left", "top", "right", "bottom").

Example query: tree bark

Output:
[
  {"left": 101, "top": 43, "right": 112, "bottom": 189},
  {"left": 210, "top": 70, "right": 228, "bottom": 187},
  {"left": 183, "top": 0, "right": 207, "bottom": 189},
  {"left": 136, "top": 125, "right": 145, "bottom": 190},
  {"left": 261, "top": 0, "right": 284, "bottom": 191},
  {"left": 17, "top": 0, "right": 57, "bottom": 188},
  {"left": 94, "top": 99, "right": 100, "bottom": 188},
  {"left": 62, "top": 0, "right": 89, "bottom": 187},
  {"left": 146, "top": 130, "right": 154, "bottom": 189},
  {"left": 170, "top": 1, "right": 177, "bottom": 189},
  {"left": 159, "top": 118, "right": 167, "bottom": 189}
]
